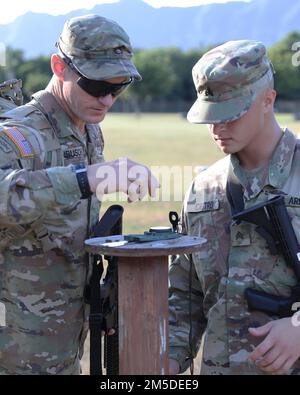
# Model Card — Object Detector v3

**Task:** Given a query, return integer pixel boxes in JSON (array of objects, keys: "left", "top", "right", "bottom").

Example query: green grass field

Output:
[{"left": 99, "top": 113, "right": 300, "bottom": 233}]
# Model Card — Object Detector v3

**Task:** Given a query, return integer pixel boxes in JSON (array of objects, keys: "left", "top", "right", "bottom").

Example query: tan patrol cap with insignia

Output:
[
  {"left": 57, "top": 14, "right": 141, "bottom": 81},
  {"left": 187, "top": 40, "right": 275, "bottom": 124}
]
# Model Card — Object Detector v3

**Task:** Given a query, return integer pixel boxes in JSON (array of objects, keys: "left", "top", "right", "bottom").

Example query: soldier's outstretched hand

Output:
[{"left": 87, "top": 157, "right": 160, "bottom": 202}]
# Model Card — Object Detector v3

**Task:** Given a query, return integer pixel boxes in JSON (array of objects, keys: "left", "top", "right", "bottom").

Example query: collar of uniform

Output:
[
  {"left": 31, "top": 90, "right": 84, "bottom": 140},
  {"left": 230, "top": 128, "right": 296, "bottom": 200},
  {"left": 86, "top": 124, "right": 100, "bottom": 144},
  {"left": 269, "top": 128, "right": 296, "bottom": 188}
]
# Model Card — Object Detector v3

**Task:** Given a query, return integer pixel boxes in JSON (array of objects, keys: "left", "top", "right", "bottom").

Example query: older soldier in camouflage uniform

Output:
[
  {"left": 169, "top": 40, "right": 300, "bottom": 375},
  {"left": 0, "top": 14, "right": 159, "bottom": 375}
]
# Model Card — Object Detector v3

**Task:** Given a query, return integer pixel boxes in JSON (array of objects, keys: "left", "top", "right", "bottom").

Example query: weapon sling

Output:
[
  {"left": 226, "top": 156, "right": 300, "bottom": 317},
  {"left": 88, "top": 205, "right": 123, "bottom": 375}
]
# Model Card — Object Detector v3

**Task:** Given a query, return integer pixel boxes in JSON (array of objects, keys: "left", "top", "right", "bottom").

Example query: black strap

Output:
[
  {"left": 227, "top": 140, "right": 300, "bottom": 216},
  {"left": 226, "top": 164, "right": 244, "bottom": 216},
  {"left": 73, "top": 163, "right": 93, "bottom": 199},
  {"left": 88, "top": 205, "right": 123, "bottom": 376},
  {"left": 89, "top": 255, "right": 104, "bottom": 375}
]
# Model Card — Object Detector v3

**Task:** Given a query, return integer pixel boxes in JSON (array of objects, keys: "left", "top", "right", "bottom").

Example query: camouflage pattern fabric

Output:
[
  {"left": 169, "top": 129, "right": 300, "bottom": 375},
  {"left": 0, "top": 90, "right": 104, "bottom": 374},
  {"left": 187, "top": 40, "right": 274, "bottom": 124},
  {"left": 0, "top": 79, "right": 23, "bottom": 110},
  {"left": 0, "top": 97, "right": 16, "bottom": 113},
  {"left": 58, "top": 14, "right": 141, "bottom": 81}
]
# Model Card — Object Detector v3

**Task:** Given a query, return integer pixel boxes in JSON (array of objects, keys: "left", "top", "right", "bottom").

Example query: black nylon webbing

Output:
[
  {"left": 226, "top": 164, "right": 244, "bottom": 216},
  {"left": 226, "top": 140, "right": 300, "bottom": 216}
]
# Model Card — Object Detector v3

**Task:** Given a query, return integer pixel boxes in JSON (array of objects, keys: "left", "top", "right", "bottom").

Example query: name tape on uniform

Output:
[
  {"left": 187, "top": 199, "right": 220, "bottom": 213},
  {"left": 0, "top": 301, "right": 6, "bottom": 327}
]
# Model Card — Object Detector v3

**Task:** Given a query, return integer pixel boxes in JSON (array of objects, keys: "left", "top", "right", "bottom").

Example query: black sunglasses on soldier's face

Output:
[
  {"left": 60, "top": 53, "right": 133, "bottom": 98},
  {"left": 76, "top": 75, "right": 133, "bottom": 98}
]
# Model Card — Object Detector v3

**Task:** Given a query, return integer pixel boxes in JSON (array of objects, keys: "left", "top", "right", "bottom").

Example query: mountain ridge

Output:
[{"left": 1, "top": 0, "right": 299, "bottom": 58}]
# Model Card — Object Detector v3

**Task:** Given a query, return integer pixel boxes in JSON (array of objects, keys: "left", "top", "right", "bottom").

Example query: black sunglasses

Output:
[
  {"left": 76, "top": 75, "right": 133, "bottom": 98},
  {"left": 59, "top": 49, "right": 133, "bottom": 98}
]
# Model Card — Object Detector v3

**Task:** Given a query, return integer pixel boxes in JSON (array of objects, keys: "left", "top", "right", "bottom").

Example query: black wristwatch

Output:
[{"left": 73, "top": 163, "right": 93, "bottom": 199}]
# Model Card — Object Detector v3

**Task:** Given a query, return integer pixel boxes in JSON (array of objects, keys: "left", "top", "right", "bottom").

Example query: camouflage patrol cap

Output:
[
  {"left": 187, "top": 40, "right": 274, "bottom": 124},
  {"left": 57, "top": 14, "right": 141, "bottom": 81}
]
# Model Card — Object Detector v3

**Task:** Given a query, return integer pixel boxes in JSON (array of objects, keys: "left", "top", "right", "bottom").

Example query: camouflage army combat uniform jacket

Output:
[
  {"left": 169, "top": 128, "right": 300, "bottom": 375},
  {"left": 0, "top": 90, "right": 104, "bottom": 374}
]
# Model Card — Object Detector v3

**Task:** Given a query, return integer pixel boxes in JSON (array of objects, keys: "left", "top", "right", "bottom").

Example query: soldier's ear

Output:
[
  {"left": 262, "top": 88, "right": 276, "bottom": 114},
  {"left": 51, "top": 54, "right": 67, "bottom": 81}
]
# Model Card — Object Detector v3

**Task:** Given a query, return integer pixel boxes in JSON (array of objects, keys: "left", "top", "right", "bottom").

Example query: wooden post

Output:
[
  {"left": 85, "top": 235, "right": 205, "bottom": 375},
  {"left": 118, "top": 255, "right": 169, "bottom": 375}
]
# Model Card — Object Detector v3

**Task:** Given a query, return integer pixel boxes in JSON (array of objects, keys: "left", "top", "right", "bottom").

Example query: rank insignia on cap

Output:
[
  {"left": 114, "top": 47, "right": 123, "bottom": 54},
  {"left": 205, "top": 87, "right": 214, "bottom": 97},
  {"left": 3, "top": 127, "right": 34, "bottom": 158}
]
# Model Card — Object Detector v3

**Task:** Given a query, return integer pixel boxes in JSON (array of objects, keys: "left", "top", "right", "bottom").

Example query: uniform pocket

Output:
[{"left": 186, "top": 198, "right": 231, "bottom": 289}]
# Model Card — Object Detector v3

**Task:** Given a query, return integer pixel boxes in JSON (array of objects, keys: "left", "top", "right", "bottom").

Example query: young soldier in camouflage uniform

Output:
[
  {"left": 169, "top": 40, "right": 300, "bottom": 375},
  {"left": 0, "top": 14, "right": 159, "bottom": 375}
]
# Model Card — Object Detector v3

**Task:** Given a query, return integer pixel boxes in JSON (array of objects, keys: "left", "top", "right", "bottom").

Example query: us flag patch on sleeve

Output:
[{"left": 3, "top": 127, "right": 34, "bottom": 158}]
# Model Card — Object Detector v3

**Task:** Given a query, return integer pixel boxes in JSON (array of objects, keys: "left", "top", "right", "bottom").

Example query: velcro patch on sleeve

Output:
[{"left": 3, "top": 127, "right": 34, "bottom": 158}]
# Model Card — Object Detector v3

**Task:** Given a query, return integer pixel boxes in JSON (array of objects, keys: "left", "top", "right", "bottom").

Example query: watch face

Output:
[
  {"left": 74, "top": 163, "right": 88, "bottom": 176},
  {"left": 76, "top": 167, "right": 87, "bottom": 173}
]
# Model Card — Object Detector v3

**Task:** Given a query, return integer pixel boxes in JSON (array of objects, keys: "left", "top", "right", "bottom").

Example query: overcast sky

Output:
[{"left": 0, "top": 0, "right": 251, "bottom": 24}]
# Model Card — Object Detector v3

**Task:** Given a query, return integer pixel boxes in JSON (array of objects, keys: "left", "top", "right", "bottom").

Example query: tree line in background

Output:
[{"left": 1, "top": 31, "right": 300, "bottom": 109}]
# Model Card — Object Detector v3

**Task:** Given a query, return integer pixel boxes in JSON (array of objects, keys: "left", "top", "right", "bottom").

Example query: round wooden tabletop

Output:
[{"left": 85, "top": 234, "right": 206, "bottom": 257}]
